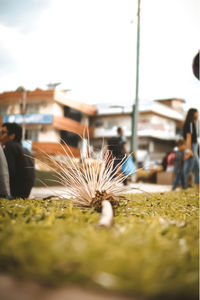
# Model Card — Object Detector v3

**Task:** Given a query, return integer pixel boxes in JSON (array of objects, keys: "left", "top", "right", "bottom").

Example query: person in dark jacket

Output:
[
  {"left": 0, "top": 123, "right": 35, "bottom": 199},
  {"left": 107, "top": 127, "right": 128, "bottom": 185}
]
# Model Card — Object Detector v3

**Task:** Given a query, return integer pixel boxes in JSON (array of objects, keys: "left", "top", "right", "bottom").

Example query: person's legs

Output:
[
  {"left": 191, "top": 144, "right": 199, "bottom": 188},
  {"left": 112, "top": 158, "right": 128, "bottom": 185},
  {"left": 180, "top": 172, "right": 185, "bottom": 189},
  {"left": 172, "top": 172, "right": 181, "bottom": 190},
  {"left": 183, "top": 156, "right": 194, "bottom": 189},
  {"left": 193, "top": 156, "right": 199, "bottom": 186}
]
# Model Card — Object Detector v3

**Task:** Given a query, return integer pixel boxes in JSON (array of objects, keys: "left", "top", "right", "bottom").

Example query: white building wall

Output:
[
  {"left": 38, "top": 126, "right": 60, "bottom": 142},
  {"left": 94, "top": 115, "right": 132, "bottom": 138},
  {"left": 39, "top": 102, "right": 63, "bottom": 117},
  {"left": 94, "top": 113, "right": 176, "bottom": 139},
  {"left": 38, "top": 101, "right": 53, "bottom": 114},
  {"left": 81, "top": 115, "right": 90, "bottom": 128},
  {"left": 139, "top": 114, "right": 176, "bottom": 139},
  {"left": 92, "top": 111, "right": 179, "bottom": 155},
  {"left": 52, "top": 103, "right": 63, "bottom": 117},
  {"left": 7, "top": 103, "right": 20, "bottom": 114}
]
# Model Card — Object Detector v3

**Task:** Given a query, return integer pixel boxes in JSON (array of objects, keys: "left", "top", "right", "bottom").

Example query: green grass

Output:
[
  {"left": 34, "top": 170, "right": 61, "bottom": 187},
  {"left": 0, "top": 189, "right": 198, "bottom": 300}
]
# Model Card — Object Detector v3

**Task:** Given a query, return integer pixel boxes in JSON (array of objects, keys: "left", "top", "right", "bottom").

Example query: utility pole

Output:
[{"left": 131, "top": 0, "right": 141, "bottom": 160}]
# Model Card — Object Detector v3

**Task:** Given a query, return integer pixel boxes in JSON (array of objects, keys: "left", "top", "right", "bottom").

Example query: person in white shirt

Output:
[{"left": 0, "top": 144, "right": 10, "bottom": 198}]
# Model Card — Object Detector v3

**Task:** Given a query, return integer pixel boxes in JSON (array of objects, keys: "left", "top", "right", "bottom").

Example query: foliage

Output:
[{"left": 0, "top": 189, "right": 198, "bottom": 300}]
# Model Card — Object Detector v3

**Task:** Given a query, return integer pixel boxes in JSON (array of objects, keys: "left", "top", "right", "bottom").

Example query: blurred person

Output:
[
  {"left": 172, "top": 139, "right": 192, "bottom": 190},
  {"left": 183, "top": 108, "right": 199, "bottom": 189},
  {"left": 0, "top": 123, "right": 35, "bottom": 199},
  {"left": 161, "top": 152, "right": 170, "bottom": 171},
  {"left": 0, "top": 144, "right": 10, "bottom": 198},
  {"left": 166, "top": 151, "right": 175, "bottom": 172},
  {"left": 117, "top": 127, "right": 128, "bottom": 157},
  {"left": 107, "top": 127, "right": 128, "bottom": 185}
]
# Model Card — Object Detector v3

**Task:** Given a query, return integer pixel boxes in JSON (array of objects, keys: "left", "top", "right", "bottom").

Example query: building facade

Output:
[
  {"left": 90, "top": 99, "right": 185, "bottom": 166},
  {"left": 0, "top": 90, "right": 186, "bottom": 165},
  {"left": 0, "top": 88, "right": 97, "bottom": 157}
]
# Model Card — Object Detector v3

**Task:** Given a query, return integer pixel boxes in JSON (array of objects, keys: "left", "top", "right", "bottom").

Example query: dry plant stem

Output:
[{"left": 98, "top": 200, "right": 113, "bottom": 227}]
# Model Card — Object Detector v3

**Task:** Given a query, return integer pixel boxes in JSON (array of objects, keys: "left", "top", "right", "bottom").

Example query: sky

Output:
[{"left": 0, "top": 0, "right": 199, "bottom": 109}]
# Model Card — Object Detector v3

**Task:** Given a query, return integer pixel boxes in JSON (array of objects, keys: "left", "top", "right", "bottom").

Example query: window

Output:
[
  {"left": 63, "top": 106, "right": 82, "bottom": 122},
  {"left": 94, "top": 121, "right": 104, "bottom": 128},
  {"left": 25, "top": 130, "right": 39, "bottom": 141},
  {"left": 107, "top": 120, "right": 116, "bottom": 129},
  {"left": 26, "top": 104, "right": 39, "bottom": 114},
  {"left": 60, "top": 130, "right": 80, "bottom": 147}
]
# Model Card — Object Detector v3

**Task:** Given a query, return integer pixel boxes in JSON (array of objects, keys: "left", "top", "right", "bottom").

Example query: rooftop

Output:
[{"left": 0, "top": 89, "right": 97, "bottom": 116}]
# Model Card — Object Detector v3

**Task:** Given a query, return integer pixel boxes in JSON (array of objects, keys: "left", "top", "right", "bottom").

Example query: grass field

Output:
[{"left": 0, "top": 189, "right": 198, "bottom": 300}]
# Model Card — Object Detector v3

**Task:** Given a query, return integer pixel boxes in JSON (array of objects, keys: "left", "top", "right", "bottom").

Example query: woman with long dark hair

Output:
[{"left": 183, "top": 108, "right": 199, "bottom": 189}]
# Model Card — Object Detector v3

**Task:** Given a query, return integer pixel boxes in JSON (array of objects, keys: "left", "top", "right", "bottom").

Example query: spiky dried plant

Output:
[{"left": 35, "top": 134, "right": 137, "bottom": 227}]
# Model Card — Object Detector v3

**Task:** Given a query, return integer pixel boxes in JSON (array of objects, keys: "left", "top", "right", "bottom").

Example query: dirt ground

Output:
[{"left": 0, "top": 274, "right": 141, "bottom": 300}]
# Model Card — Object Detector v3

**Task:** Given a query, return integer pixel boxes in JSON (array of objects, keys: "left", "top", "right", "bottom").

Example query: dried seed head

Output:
[
  {"left": 35, "top": 133, "right": 136, "bottom": 208},
  {"left": 91, "top": 190, "right": 119, "bottom": 212}
]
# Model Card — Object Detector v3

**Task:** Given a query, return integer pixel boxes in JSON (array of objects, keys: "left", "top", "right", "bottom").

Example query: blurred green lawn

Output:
[
  {"left": 34, "top": 170, "right": 61, "bottom": 187},
  {"left": 0, "top": 189, "right": 198, "bottom": 300}
]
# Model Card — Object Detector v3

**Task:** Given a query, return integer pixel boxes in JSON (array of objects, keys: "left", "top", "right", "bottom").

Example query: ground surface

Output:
[
  {"left": 0, "top": 188, "right": 198, "bottom": 300},
  {"left": 30, "top": 183, "right": 172, "bottom": 199},
  {"left": 0, "top": 274, "right": 134, "bottom": 300}
]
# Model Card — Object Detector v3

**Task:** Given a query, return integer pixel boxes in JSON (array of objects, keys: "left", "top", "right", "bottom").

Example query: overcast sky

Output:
[{"left": 0, "top": 0, "right": 199, "bottom": 109}]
